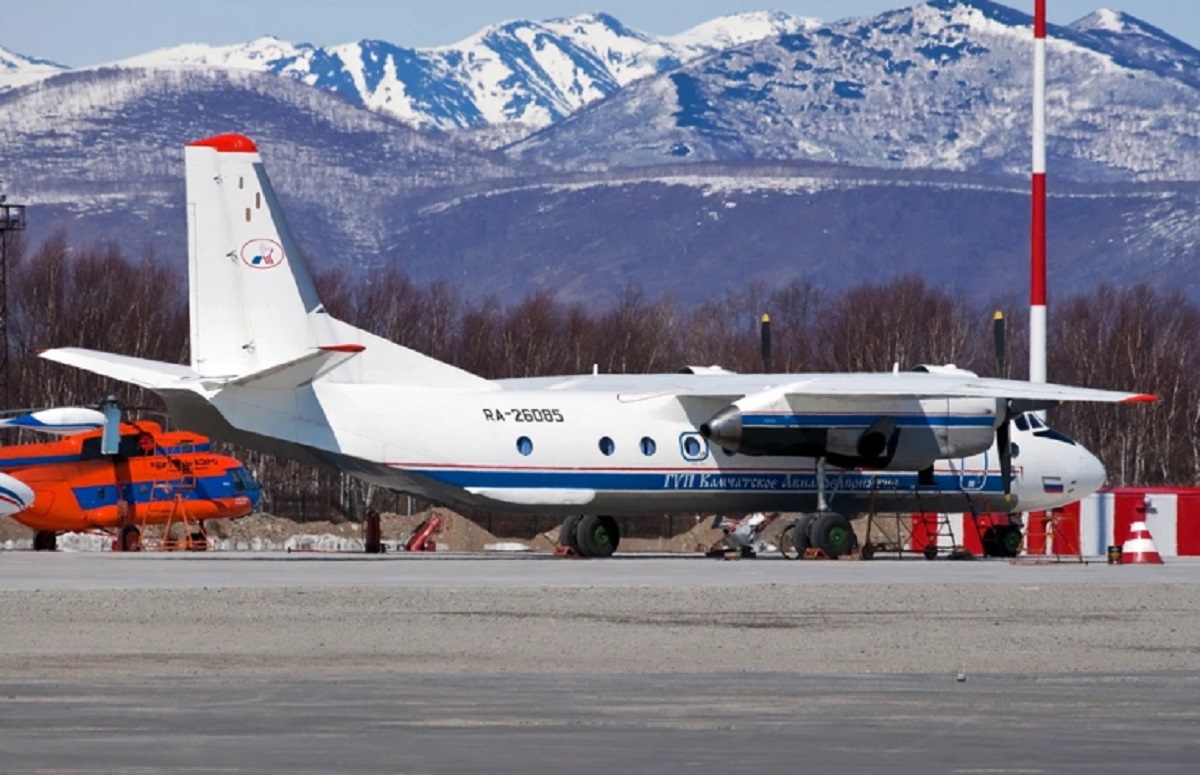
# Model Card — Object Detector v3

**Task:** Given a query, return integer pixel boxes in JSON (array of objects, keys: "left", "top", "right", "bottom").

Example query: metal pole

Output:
[{"left": 1030, "top": 0, "right": 1048, "bottom": 387}]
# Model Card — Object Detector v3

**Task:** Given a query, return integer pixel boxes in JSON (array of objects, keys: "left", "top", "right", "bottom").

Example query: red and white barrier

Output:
[{"left": 906, "top": 488, "right": 1200, "bottom": 558}]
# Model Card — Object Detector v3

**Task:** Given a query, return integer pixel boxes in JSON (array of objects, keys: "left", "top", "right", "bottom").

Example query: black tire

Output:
[
  {"left": 792, "top": 513, "right": 817, "bottom": 555},
  {"left": 119, "top": 525, "right": 141, "bottom": 552},
  {"left": 575, "top": 514, "right": 619, "bottom": 558},
  {"left": 1000, "top": 526, "right": 1023, "bottom": 557},
  {"left": 32, "top": 531, "right": 57, "bottom": 552},
  {"left": 559, "top": 515, "right": 583, "bottom": 553},
  {"left": 810, "top": 512, "right": 856, "bottom": 558},
  {"left": 923, "top": 544, "right": 939, "bottom": 561},
  {"left": 981, "top": 525, "right": 1022, "bottom": 558},
  {"left": 188, "top": 531, "right": 208, "bottom": 551}
]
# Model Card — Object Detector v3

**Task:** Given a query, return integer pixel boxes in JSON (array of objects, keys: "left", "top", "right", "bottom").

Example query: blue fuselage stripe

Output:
[{"left": 409, "top": 468, "right": 1006, "bottom": 495}]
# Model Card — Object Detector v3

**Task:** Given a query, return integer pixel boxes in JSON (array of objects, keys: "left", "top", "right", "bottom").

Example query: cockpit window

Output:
[
  {"left": 1014, "top": 415, "right": 1030, "bottom": 432},
  {"left": 1034, "top": 428, "right": 1078, "bottom": 446},
  {"left": 1029, "top": 415, "right": 1046, "bottom": 429}
]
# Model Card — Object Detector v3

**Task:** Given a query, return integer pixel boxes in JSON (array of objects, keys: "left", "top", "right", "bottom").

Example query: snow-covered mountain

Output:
[
  {"left": 0, "top": 45, "right": 67, "bottom": 92},
  {"left": 508, "top": 0, "right": 1200, "bottom": 181},
  {"left": 54, "top": 12, "right": 816, "bottom": 131},
  {"left": 4, "top": 2, "right": 1200, "bottom": 304}
]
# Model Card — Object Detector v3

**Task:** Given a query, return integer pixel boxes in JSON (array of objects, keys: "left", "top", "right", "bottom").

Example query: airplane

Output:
[
  {"left": 40, "top": 133, "right": 1155, "bottom": 558},
  {"left": 0, "top": 407, "right": 262, "bottom": 551}
]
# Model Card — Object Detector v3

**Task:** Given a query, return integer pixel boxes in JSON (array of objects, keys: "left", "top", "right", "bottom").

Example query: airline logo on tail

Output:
[{"left": 240, "top": 238, "right": 285, "bottom": 269}]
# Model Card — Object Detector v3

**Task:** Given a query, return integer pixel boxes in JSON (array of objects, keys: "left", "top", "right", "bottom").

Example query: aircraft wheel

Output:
[
  {"left": 188, "top": 531, "right": 208, "bottom": 551},
  {"left": 810, "top": 512, "right": 856, "bottom": 558},
  {"left": 559, "top": 515, "right": 583, "bottom": 554},
  {"left": 575, "top": 515, "right": 619, "bottom": 558},
  {"left": 793, "top": 513, "right": 817, "bottom": 556},
  {"left": 120, "top": 525, "right": 142, "bottom": 552},
  {"left": 32, "top": 530, "right": 57, "bottom": 552},
  {"left": 1000, "top": 526, "right": 1023, "bottom": 557}
]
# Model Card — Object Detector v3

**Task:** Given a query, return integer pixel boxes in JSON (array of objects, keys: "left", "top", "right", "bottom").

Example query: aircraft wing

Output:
[{"left": 673, "top": 373, "right": 1155, "bottom": 405}]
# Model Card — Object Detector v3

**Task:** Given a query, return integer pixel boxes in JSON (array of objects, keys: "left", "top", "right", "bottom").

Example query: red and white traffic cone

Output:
[{"left": 1120, "top": 521, "right": 1164, "bottom": 565}]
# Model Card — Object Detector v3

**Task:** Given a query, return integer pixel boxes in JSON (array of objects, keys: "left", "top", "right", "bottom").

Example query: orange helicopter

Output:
[{"left": 0, "top": 405, "right": 261, "bottom": 551}]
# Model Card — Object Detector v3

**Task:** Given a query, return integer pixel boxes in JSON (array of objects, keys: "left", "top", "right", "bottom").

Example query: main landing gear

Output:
[
  {"left": 780, "top": 457, "right": 859, "bottom": 560},
  {"left": 32, "top": 530, "right": 57, "bottom": 551},
  {"left": 557, "top": 514, "right": 621, "bottom": 558}
]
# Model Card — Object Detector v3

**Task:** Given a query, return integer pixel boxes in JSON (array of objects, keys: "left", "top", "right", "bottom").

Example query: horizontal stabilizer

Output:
[
  {"left": 39, "top": 348, "right": 198, "bottom": 389},
  {"left": 229, "top": 346, "right": 365, "bottom": 390}
]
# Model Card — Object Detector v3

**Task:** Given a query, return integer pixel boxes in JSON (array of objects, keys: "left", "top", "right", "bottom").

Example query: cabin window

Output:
[
  {"left": 516, "top": 436, "right": 533, "bottom": 456},
  {"left": 639, "top": 437, "right": 656, "bottom": 456},
  {"left": 599, "top": 437, "right": 615, "bottom": 456},
  {"left": 255, "top": 192, "right": 262, "bottom": 209},
  {"left": 681, "top": 434, "right": 707, "bottom": 461}
]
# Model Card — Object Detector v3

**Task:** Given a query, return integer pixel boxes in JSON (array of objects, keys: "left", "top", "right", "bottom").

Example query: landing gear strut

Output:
[
  {"left": 32, "top": 531, "right": 57, "bottom": 552},
  {"left": 557, "top": 515, "right": 621, "bottom": 558}
]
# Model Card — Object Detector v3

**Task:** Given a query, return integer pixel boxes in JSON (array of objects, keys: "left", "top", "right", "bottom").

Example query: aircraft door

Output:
[{"left": 957, "top": 451, "right": 988, "bottom": 492}]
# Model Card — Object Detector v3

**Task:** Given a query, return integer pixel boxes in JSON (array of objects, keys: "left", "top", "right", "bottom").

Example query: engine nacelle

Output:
[
  {"left": 700, "top": 394, "right": 998, "bottom": 470},
  {"left": 912, "top": 364, "right": 979, "bottom": 377}
]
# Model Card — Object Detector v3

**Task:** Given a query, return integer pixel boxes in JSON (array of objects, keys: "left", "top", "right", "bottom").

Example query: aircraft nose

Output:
[{"left": 1073, "top": 446, "right": 1107, "bottom": 498}]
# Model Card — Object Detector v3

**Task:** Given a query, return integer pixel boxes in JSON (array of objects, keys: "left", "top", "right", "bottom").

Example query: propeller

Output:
[
  {"left": 760, "top": 313, "right": 772, "bottom": 373},
  {"left": 993, "top": 311, "right": 1014, "bottom": 497}
]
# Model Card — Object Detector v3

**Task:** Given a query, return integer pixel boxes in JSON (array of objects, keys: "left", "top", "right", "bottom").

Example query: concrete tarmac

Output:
[{"left": 2, "top": 552, "right": 1198, "bottom": 773}]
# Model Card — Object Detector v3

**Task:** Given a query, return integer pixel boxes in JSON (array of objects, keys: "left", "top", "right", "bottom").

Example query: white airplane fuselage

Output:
[{"left": 177, "top": 377, "right": 1103, "bottom": 519}]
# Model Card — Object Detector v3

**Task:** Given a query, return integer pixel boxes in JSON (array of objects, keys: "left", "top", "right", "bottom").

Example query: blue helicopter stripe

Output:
[{"left": 71, "top": 474, "right": 259, "bottom": 510}]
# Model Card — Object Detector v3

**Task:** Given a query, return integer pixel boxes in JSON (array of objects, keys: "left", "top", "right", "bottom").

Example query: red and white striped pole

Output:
[{"left": 1030, "top": 0, "right": 1047, "bottom": 385}]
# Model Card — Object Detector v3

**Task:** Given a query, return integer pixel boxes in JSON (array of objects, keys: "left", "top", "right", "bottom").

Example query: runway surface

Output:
[{"left": 2, "top": 552, "right": 1198, "bottom": 773}]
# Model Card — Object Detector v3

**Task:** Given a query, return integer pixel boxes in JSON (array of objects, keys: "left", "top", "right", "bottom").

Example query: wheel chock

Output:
[
  {"left": 554, "top": 545, "right": 580, "bottom": 558},
  {"left": 803, "top": 548, "right": 830, "bottom": 560}
]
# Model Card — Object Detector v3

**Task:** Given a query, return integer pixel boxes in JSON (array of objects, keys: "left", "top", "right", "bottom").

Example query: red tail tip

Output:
[
  {"left": 319, "top": 344, "right": 366, "bottom": 353},
  {"left": 187, "top": 133, "right": 259, "bottom": 154},
  {"left": 1121, "top": 394, "right": 1159, "bottom": 404}
]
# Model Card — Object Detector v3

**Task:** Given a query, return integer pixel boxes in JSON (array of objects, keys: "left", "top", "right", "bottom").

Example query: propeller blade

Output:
[
  {"left": 997, "top": 414, "right": 1013, "bottom": 496},
  {"left": 760, "top": 313, "right": 772, "bottom": 373},
  {"left": 993, "top": 310, "right": 1006, "bottom": 378},
  {"left": 0, "top": 407, "right": 106, "bottom": 435}
]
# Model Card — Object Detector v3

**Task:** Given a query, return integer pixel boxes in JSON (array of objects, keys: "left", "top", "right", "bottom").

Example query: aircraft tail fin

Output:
[{"left": 185, "top": 134, "right": 487, "bottom": 389}]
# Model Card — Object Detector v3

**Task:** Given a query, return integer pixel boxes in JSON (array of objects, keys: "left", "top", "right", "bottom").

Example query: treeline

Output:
[{"left": 5, "top": 233, "right": 1197, "bottom": 519}]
